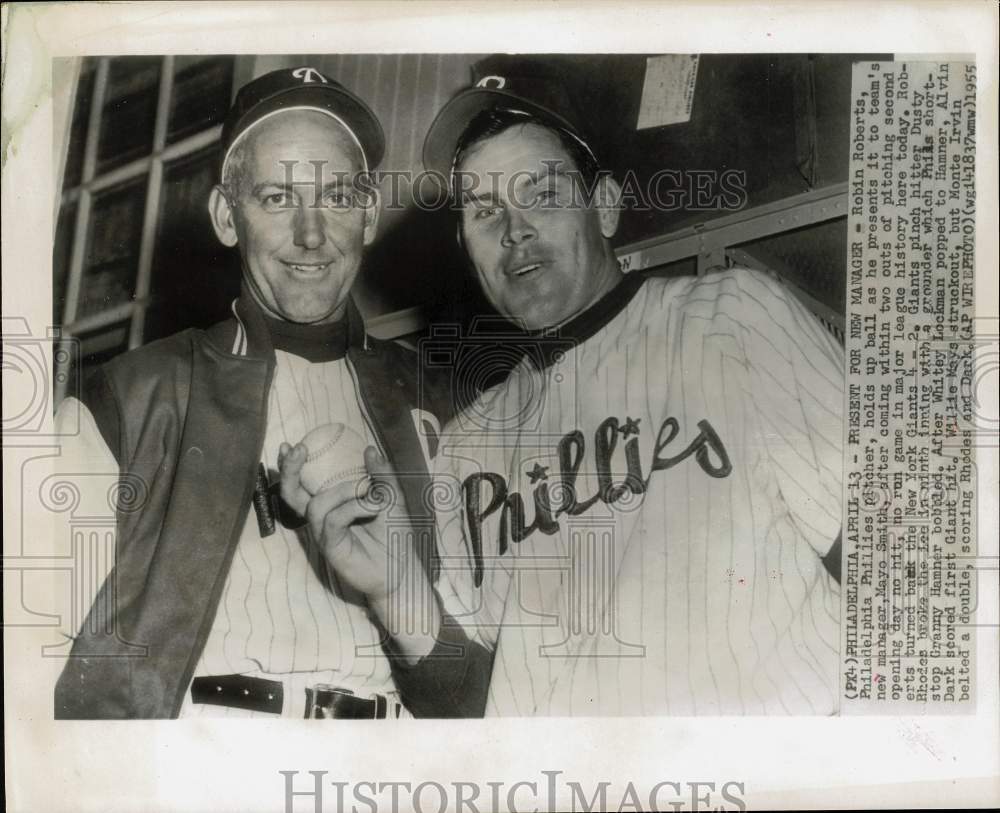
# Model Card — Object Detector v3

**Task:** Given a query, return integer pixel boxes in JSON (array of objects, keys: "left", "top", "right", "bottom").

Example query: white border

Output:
[{"left": 3, "top": 2, "right": 997, "bottom": 811}]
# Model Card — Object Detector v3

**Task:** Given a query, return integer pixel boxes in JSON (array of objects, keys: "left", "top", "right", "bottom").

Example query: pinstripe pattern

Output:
[
  {"left": 179, "top": 349, "right": 400, "bottom": 718},
  {"left": 435, "top": 268, "right": 843, "bottom": 716}
]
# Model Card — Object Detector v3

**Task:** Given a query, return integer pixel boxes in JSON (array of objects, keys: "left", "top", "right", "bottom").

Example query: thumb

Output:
[{"left": 364, "top": 446, "right": 402, "bottom": 510}]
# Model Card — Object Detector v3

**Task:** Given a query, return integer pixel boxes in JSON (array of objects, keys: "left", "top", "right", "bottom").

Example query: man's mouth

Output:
[
  {"left": 282, "top": 261, "right": 332, "bottom": 276},
  {"left": 507, "top": 261, "right": 545, "bottom": 278}
]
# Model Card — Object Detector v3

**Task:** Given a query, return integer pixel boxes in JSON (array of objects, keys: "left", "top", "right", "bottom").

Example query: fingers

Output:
[
  {"left": 317, "top": 499, "right": 385, "bottom": 560},
  {"left": 364, "top": 445, "right": 386, "bottom": 476},
  {"left": 278, "top": 442, "right": 311, "bottom": 515},
  {"left": 305, "top": 476, "right": 375, "bottom": 539},
  {"left": 279, "top": 442, "right": 305, "bottom": 478}
]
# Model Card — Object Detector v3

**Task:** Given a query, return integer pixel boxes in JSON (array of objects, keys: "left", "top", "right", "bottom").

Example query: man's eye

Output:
[
  {"left": 474, "top": 205, "right": 502, "bottom": 221},
  {"left": 322, "top": 192, "right": 351, "bottom": 209},
  {"left": 261, "top": 193, "right": 293, "bottom": 210}
]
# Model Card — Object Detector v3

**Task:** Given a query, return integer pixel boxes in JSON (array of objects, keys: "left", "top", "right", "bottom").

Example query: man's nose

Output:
[
  {"left": 501, "top": 206, "right": 536, "bottom": 247},
  {"left": 293, "top": 202, "right": 326, "bottom": 250}
]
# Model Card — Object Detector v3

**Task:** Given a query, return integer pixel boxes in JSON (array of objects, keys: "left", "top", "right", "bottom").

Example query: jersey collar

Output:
[{"left": 525, "top": 271, "right": 648, "bottom": 370}]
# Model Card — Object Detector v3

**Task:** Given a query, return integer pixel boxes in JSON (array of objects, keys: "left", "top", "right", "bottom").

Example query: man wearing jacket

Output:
[{"left": 53, "top": 67, "right": 448, "bottom": 719}]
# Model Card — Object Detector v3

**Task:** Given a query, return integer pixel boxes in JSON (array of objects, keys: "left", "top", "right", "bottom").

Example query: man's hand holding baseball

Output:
[{"left": 278, "top": 443, "right": 439, "bottom": 662}]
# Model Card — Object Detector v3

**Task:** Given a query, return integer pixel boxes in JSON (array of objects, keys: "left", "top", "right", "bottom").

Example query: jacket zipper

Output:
[{"left": 345, "top": 352, "right": 390, "bottom": 461}]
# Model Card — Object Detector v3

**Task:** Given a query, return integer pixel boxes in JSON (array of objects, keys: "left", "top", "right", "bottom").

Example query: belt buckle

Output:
[{"left": 305, "top": 683, "right": 362, "bottom": 719}]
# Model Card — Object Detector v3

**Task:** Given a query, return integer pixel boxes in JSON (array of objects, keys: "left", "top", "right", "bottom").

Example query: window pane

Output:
[
  {"left": 54, "top": 202, "right": 77, "bottom": 324},
  {"left": 80, "top": 321, "right": 131, "bottom": 362},
  {"left": 166, "top": 56, "right": 234, "bottom": 144},
  {"left": 144, "top": 147, "right": 241, "bottom": 342},
  {"left": 78, "top": 178, "right": 147, "bottom": 319},
  {"left": 97, "top": 57, "right": 162, "bottom": 174},
  {"left": 63, "top": 59, "right": 97, "bottom": 189},
  {"left": 63, "top": 320, "right": 132, "bottom": 399}
]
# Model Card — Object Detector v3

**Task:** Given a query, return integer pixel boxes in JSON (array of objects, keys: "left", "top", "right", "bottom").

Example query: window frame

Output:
[{"left": 54, "top": 55, "right": 246, "bottom": 404}]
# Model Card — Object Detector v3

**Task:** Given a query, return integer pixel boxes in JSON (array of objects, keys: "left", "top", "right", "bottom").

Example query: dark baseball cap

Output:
[
  {"left": 422, "top": 56, "right": 597, "bottom": 181},
  {"left": 221, "top": 66, "right": 385, "bottom": 176}
]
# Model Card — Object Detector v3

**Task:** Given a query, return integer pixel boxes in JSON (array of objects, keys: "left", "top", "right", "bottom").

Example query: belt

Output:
[{"left": 190, "top": 674, "right": 401, "bottom": 718}]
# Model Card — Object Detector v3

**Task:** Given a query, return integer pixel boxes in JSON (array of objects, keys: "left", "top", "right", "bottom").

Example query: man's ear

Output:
[
  {"left": 208, "top": 185, "right": 239, "bottom": 247},
  {"left": 362, "top": 185, "right": 381, "bottom": 246},
  {"left": 594, "top": 175, "right": 622, "bottom": 239}
]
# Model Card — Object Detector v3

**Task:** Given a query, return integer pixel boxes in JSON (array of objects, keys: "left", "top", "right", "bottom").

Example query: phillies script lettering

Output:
[{"left": 463, "top": 416, "right": 731, "bottom": 586}]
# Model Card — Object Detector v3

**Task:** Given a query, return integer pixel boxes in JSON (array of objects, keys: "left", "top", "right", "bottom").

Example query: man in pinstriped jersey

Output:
[
  {"left": 53, "top": 67, "right": 451, "bottom": 719},
  {"left": 309, "top": 57, "right": 845, "bottom": 716}
]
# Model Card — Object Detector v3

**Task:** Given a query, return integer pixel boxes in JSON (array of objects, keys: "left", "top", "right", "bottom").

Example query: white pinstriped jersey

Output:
[
  {"left": 178, "top": 349, "right": 396, "bottom": 718},
  {"left": 434, "top": 268, "right": 844, "bottom": 716}
]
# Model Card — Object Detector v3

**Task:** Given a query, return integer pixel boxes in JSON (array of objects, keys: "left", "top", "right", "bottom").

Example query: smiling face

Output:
[
  {"left": 456, "top": 122, "right": 622, "bottom": 330},
  {"left": 209, "top": 109, "right": 378, "bottom": 324}
]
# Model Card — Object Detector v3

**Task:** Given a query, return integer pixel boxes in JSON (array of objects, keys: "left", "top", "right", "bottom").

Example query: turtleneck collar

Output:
[
  {"left": 263, "top": 311, "right": 349, "bottom": 362},
  {"left": 231, "top": 281, "right": 360, "bottom": 362}
]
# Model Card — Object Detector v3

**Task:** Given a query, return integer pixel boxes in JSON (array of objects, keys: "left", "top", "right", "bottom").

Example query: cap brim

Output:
[
  {"left": 422, "top": 87, "right": 580, "bottom": 182},
  {"left": 232, "top": 85, "right": 385, "bottom": 169}
]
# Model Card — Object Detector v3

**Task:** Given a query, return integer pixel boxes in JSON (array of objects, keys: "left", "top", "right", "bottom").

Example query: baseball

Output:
[{"left": 297, "top": 422, "right": 371, "bottom": 496}]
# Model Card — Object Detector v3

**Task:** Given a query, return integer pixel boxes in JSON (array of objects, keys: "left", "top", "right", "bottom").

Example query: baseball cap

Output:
[
  {"left": 422, "top": 56, "right": 598, "bottom": 182},
  {"left": 221, "top": 66, "right": 385, "bottom": 177}
]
